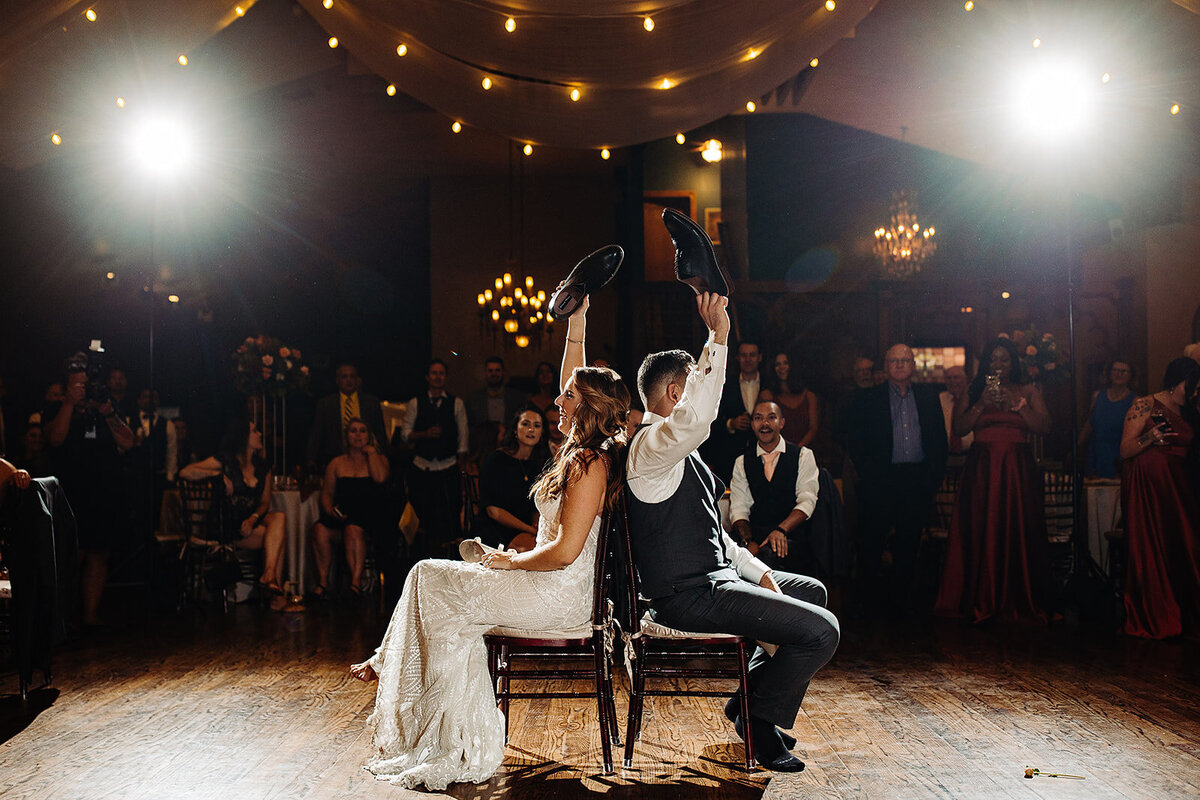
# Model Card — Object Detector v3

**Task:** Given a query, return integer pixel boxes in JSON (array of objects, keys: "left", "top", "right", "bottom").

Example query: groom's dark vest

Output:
[
  {"left": 743, "top": 442, "right": 802, "bottom": 531},
  {"left": 626, "top": 426, "right": 739, "bottom": 599}
]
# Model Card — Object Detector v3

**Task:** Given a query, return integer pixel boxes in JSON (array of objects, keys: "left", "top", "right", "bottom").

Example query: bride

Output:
[{"left": 351, "top": 299, "right": 628, "bottom": 790}]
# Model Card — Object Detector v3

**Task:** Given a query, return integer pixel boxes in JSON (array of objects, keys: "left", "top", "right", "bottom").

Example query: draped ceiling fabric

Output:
[{"left": 293, "top": 0, "right": 879, "bottom": 150}]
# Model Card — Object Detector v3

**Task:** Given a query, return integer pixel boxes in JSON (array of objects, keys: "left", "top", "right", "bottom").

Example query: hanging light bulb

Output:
[
  {"left": 116, "top": 97, "right": 126, "bottom": 108},
  {"left": 570, "top": 88, "right": 581, "bottom": 102},
  {"left": 327, "top": 37, "right": 338, "bottom": 48},
  {"left": 386, "top": 84, "right": 396, "bottom": 96},
  {"left": 451, "top": 121, "right": 462, "bottom": 133},
  {"left": 491, "top": 309, "right": 500, "bottom": 322},
  {"left": 323, "top": 0, "right": 333, "bottom": 9},
  {"left": 825, "top": 0, "right": 836, "bottom": 10},
  {"left": 51, "top": 132, "right": 62, "bottom": 145},
  {"left": 810, "top": 57, "right": 819, "bottom": 68},
  {"left": 168, "top": 294, "right": 180, "bottom": 304},
  {"left": 676, "top": 132, "right": 686, "bottom": 145},
  {"left": 600, "top": 148, "right": 610, "bottom": 160},
  {"left": 964, "top": 0, "right": 974, "bottom": 9},
  {"left": 701, "top": 139, "right": 723, "bottom": 163},
  {"left": 659, "top": 78, "right": 674, "bottom": 90},
  {"left": 505, "top": 17, "right": 516, "bottom": 33},
  {"left": 514, "top": 335, "right": 530, "bottom": 348},
  {"left": 235, "top": 6, "right": 245, "bottom": 17},
  {"left": 178, "top": 54, "right": 189, "bottom": 65},
  {"left": 396, "top": 43, "right": 408, "bottom": 56},
  {"left": 746, "top": 100, "right": 756, "bottom": 112},
  {"left": 86, "top": 8, "right": 97, "bottom": 21},
  {"left": 484, "top": 288, "right": 493, "bottom": 301},
  {"left": 482, "top": 76, "right": 493, "bottom": 90},
  {"left": 525, "top": 276, "right": 534, "bottom": 289},
  {"left": 643, "top": 16, "right": 654, "bottom": 32},
  {"left": 523, "top": 143, "right": 533, "bottom": 156},
  {"left": 503, "top": 273, "right": 512, "bottom": 285}
]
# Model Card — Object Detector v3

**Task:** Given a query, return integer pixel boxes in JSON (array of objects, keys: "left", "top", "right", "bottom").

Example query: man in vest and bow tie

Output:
[
  {"left": 401, "top": 358, "right": 468, "bottom": 554},
  {"left": 625, "top": 294, "right": 839, "bottom": 773},
  {"left": 729, "top": 400, "right": 820, "bottom": 576}
]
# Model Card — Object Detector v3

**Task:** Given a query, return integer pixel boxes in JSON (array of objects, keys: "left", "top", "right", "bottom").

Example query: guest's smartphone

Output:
[{"left": 1149, "top": 412, "right": 1174, "bottom": 434}]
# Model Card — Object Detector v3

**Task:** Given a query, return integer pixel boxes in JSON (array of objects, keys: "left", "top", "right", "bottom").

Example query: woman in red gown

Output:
[
  {"left": 1118, "top": 357, "right": 1200, "bottom": 639},
  {"left": 935, "top": 338, "right": 1053, "bottom": 624}
]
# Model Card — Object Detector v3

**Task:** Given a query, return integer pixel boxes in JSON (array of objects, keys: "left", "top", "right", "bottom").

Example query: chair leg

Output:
[
  {"left": 499, "top": 644, "right": 510, "bottom": 744},
  {"left": 593, "top": 644, "right": 614, "bottom": 774},
  {"left": 623, "top": 641, "right": 645, "bottom": 768},
  {"left": 737, "top": 641, "right": 754, "bottom": 770}
]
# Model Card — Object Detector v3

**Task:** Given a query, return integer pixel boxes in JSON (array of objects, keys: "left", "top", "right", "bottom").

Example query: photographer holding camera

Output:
[{"left": 44, "top": 355, "right": 135, "bottom": 629}]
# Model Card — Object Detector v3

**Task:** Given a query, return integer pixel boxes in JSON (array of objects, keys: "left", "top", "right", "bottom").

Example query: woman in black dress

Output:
[
  {"left": 472, "top": 404, "right": 551, "bottom": 552},
  {"left": 180, "top": 418, "right": 288, "bottom": 601},
  {"left": 311, "top": 417, "right": 391, "bottom": 597}
]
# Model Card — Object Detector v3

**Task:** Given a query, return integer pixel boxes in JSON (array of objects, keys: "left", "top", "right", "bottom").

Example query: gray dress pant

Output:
[{"left": 649, "top": 571, "right": 839, "bottom": 729}]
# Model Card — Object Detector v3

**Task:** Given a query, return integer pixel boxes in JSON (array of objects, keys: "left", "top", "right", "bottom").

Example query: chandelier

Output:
[
  {"left": 873, "top": 189, "right": 937, "bottom": 278},
  {"left": 477, "top": 269, "right": 552, "bottom": 349}
]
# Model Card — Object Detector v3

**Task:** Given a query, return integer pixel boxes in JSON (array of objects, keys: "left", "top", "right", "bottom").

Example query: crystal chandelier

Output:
[
  {"left": 873, "top": 189, "right": 937, "bottom": 278},
  {"left": 477, "top": 269, "right": 552, "bottom": 349}
]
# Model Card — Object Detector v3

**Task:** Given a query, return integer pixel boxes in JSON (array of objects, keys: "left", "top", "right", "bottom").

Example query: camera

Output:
[{"left": 67, "top": 340, "right": 112, "bottom": 406}]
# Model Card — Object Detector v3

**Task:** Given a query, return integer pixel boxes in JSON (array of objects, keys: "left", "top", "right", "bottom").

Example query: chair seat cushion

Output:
[
  {"left": 638, "top": 612, "right": 740, "bottom": 640},
  {"left": 485, "top": 623, "right": 593, "bottom": 640}
]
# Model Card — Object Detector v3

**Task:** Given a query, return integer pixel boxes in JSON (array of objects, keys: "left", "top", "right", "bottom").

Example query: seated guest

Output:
[
  {"left": 759, "top": 352, "right": 819, "bottom": 448},
  {"left": 473, "top": 404, "right": 552, "bottom": 553},
  {"left": 1117, "top": 357, "right": 1200, "bottom": 638},
  {"left": 179, "top": 419, "right": 288, "bottom": 607},
  {"left": 307, "top": 363, "right": 387, "bottom": 473},
  {"left": 729, "top": 401, "right": 820, "bottom": 575},
  {"left": 935, "top": 338, "right": 1052, "bottom": 624},
  {"left": 15, "top": 424, "right": 51, "bottom": 478},
  {"left": 311, "top": 418, "right": 392, "bottom": 598},
  {"left": 527, "top": 361, "right": 558, "bottom": 412},
  {"left": 702, "top": 340, "right": 763, "bottom": 483},
  {"left": 1079, "top": 359, "right": 1135, "bottom": 479},
  {"left": 544, "top": 405, "right": 565, "bottom": 458}
]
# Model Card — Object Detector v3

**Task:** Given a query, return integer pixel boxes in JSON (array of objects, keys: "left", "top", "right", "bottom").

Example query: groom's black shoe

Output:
[
  {"left": 724, "top": 696, "right": 797, "bottom": 750},
  {"left": 547, "top": 244, "right": 624, "bottom": 319},
  {"left": 661, "top": 207, "right": 733, "bottom": 296},
  {"left": 746, "top": 715, "right": 806, "bottom": 772}
]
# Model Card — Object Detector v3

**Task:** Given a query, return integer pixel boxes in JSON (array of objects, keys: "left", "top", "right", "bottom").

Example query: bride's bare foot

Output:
[{"left": 350, "top": 661, "right": 377, "bottom": 682}]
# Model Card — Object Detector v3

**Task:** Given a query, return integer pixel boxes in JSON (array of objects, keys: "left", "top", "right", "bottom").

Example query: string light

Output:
[
  {"left": 1001, "top": 291, "right": 1011, "bottom": 299},
  {"left": 659, "top": 78, "right": 674, "bottom": 90},
  {"left": 825, "top": 0, "right": 836, "bottom": 10},
  {"left": 322, "top": 0, "right": 333, "bottom": 8},
  {"left": 85, "top": 8, "right": 97, "bottom": 21},
  {"left": 1032, "top": 37, "right": 1041, "bottom": 48},
  {"left": 328, "top": 37, "right": 338, "bottom": 48},
  {"left": 701, "top": 139, "right": 723, "bottom": 163},
  {"left": 747, "top": 48, "right": 761, "bottom": 60},
  {"left": 178, "top": 55, "right": 188, "bottom": 65},
  {"left": 643, "top": 16, "right": 654, "bottom": 32},
  {"left": 746, "top": 100, "right": 756, "bottom": 112},
  {"left": 810, "top": 57, "right": 819, "bottom": 68},
  {"left": 168, "top": 294, "right": 180, "bottom": 304},
  {"left": 235, "top": 6, "right": 245, "bottom": 16},
  {"left": 600, "top": 148, "right": 610, "bottom": 160},
  {"left": 116, "top": 97, "right": 126, "bottom": 108},
  {"left": 964, "top": 1, "right": 974, "bottom": 9},
  {"left": 106, "top": 271, "right": 116, "bottom": 280},
  {"left": 51, "top": 133, "right": 62, "bottom": 145},
  {"left": 1101, "top": 72, "right": 1110, "bottom": 84},
  {"left": 675, "top": 132, "right": 686, "bottom": 145},
  {"left": 570, "top": 88, "right": 581, "bottom": 102},
  {"left": 386, "top": 84, "right": 396, "bottom": 96},
  {"left": 482, "top": 76, "right": 492, "bottom": 90},
  {"left": 523, "top": 143, "right": 533, "bottom": 156},
  {"left": 451, "top": 121, "right": 462, "bottom": 133},
  {"left": 1170, "top": 103, "right": 1180, "bottom": 115},
  {"left": 396, "top": 43, "right": 407, "bottom": 56},
  {"left": 505, "top": 17, "right": 516, "bottom": 33}
]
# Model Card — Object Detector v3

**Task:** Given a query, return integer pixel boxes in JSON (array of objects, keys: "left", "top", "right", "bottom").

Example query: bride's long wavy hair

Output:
[{"left": 532, "top": 366, "right": 630, "bottom": 512}]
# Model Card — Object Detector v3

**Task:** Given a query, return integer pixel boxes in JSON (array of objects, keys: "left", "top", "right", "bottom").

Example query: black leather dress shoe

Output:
[
  {"left": 661, "top": 207, "right": 733, "bottom": 296},
  {"left": 547, "top": 244, "right": 625, "bottom": 319},
  {"left": 724, "top": 696, "right": 797, "bottom": 750}
]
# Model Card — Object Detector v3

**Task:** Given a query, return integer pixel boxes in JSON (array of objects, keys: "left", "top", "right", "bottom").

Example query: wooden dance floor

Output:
[{"left": 2, "top": 597, "right": 1199, "bottom": 799}]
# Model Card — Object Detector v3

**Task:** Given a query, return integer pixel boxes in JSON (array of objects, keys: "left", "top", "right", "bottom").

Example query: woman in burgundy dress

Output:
[
  {"left": 935, "top": 337, "right": 1053, "bottom": 624},
  {"left": 758, "top": 352, "right": 819, "bottom": 448},
  {"left": 1118, "top": 357, "right": 1200, "bottom": 639}
]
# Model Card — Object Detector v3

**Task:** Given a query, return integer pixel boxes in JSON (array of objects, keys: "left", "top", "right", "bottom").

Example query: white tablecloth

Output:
[
  {"left": 270, "top": 488, "right": 320, "bottom": 595},
  {"left": 1084, "top": 480, "right": 1122, "bottom": 575}
]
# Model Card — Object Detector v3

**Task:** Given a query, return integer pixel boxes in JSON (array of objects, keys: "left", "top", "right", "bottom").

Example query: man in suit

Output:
[
  {"left": 401, "top": 358, "right": 469, "bottom": 552},
  {"left": 701, "top": 340, "right": 763, "bottom": 483},
  {"left": 729, "top": 400, "right": 821, "bottom": 576},
  {"left": 306, "top": 363, "right": 387, "bottom": 472},
  {"left": 625, "top": 294, "right": 838, "bottom": 773},
  {"left": 844, "top": 343, "right": 948, "bottom": 613},
  {"left": 465, "top": 356, "right": 525, "bottom": 443}
]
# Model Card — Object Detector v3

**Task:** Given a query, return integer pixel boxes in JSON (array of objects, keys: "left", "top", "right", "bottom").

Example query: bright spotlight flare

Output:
[
  {"left": 128, "top": 115, "right": 197, "bottom": 177},
  {"left": 1010, "top": 56, "right": 1099, "bottom": 143}
]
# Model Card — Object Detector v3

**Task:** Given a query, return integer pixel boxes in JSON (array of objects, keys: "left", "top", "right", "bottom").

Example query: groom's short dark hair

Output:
[{"left": 637, "top": 349, "right": 695, "bottom": 407}]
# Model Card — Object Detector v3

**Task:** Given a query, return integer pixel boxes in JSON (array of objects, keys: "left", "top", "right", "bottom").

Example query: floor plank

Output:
[{"left": 2, "top": 596, "right": 1199, "bottom": 799}]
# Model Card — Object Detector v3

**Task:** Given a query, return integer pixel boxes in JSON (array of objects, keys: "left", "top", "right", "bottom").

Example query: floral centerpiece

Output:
[
  {"left": 232, "top": 335, "right": 309, "bottom": 397},
  {"left": 998, "top": 326, "right": 1070, "bottom": 386}
]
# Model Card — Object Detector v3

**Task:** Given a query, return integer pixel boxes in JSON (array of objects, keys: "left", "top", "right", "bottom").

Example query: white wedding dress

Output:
[{"left": 363, "top": 491, "right": 600, "bottom": 790}]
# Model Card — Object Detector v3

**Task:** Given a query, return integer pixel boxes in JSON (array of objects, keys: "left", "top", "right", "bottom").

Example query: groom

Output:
[{"left": 625, "top": 292, "right": 840, "bottom": 772}]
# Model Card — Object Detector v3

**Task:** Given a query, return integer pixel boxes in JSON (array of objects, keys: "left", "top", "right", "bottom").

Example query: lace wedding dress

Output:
[{"left": 363, "top": 491, "right": 600, "bottom": 790}]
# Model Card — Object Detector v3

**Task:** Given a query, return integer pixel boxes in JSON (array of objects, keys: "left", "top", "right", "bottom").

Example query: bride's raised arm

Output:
[
  {"left": 483, "top": 452, "right": 606, "bottom": 572},
  {"left": 560, "top": 296, "right": 588, "bottom": 390}
]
